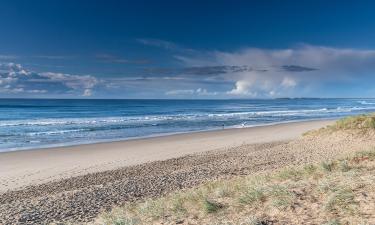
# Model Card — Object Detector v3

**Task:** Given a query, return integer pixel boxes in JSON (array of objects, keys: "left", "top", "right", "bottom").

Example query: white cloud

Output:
[
  {"left": 83, "top": 89, "right": 93, "bottom": 96},
  {"left": 175, "top": 44, "right": 375, "bottom": 97},
  {"left": 0, "top": 55, "right": 17, "bottom": 60},
  {"left": 165, "top": 89, "right": 195, "bottom": 95},
  {"left": 166, "top": 88, "right": 218, "bottom": 96},
  {"left": 0, "top": 63, "right": 98, "bottom": 96},
  {"left": 196, "top": 88, "right": 218, "bottom": 96},
  {"left": 281, "top": 77, "right": 297, "bottom": 88},
  {"left": 227, "top": 80, "right": 257, "bottom": 96},
  {"left": 40, "top": 72, "right": 98, "bottom": 91},
  {"left": 28, "top": 89, "right": 48, "bottom": 93},
  {"left": 4, "top": 44, "right": 375, "bottom": 98}
]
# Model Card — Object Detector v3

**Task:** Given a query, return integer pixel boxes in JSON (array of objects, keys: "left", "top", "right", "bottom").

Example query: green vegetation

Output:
[
  {"left": 203, "top": 199, "right": 223, "bottom": 213},
  {"left": 238, "top": 186, "right": 266, "bottom": 205},
  {"left": 321, "top": 219, "right": 341, "bottom": 225},
  {"left": 321, "top": 161, "right": 334, "bottom": 172},
  {"left": 96, "top": 149, "right": 375, "bottom": 225},
  {"left": 325, "top": 188, "right": 357, "bottom": 213},
  {"left": 304, "top": 113, "right": 375, "bottom": 136},
  {"left": 333, "top": 114, "right": 375, "bottom": 130},
  {"left": 95, "top": 115, "right": 375, "bottom": 224},
  {"left": 268, "top": 185, "right": 295, "bottom": 209}
]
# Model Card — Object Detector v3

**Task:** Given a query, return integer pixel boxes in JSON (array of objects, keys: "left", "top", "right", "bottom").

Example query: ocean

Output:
[{"left": 1, "top": 98, "right": 375, "bottom": 152}]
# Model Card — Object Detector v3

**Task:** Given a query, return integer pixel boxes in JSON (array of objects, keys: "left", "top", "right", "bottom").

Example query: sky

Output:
[{"left": 1, "top": 0, "right": 375, "bottom": 99}]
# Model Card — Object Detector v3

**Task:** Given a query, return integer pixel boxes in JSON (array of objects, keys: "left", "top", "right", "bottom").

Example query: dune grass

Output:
[
  {"left": 333, "top": 114, "right": 375, "bottom": 130},
  {"left": 96, "top": 148, "right": 375, "bottom": 225},
  {"left": 304, "top": 113, "right": 375, "bottom": 137}
]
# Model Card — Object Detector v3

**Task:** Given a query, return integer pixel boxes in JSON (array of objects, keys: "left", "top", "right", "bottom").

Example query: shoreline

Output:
[
  {"left": 0, "top": 117, "right": 336, "bottom": 153},
  {"left": 0, "top": 119, "right": 334, "bottom": 192}
]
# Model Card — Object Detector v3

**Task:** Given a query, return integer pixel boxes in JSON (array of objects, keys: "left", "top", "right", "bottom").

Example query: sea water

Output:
[{"left": 1, "top": 98, "right": 375, "bottom": 152}]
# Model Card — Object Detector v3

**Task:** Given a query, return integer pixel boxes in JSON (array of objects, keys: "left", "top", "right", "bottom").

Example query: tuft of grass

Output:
[
  {"left": 321, "top": 161, "right": 334, "bottom": 172},
  {"left": 354, "top": 149, "right": 375, "bottom": 159},
  {"left": 339, "top": 160, "right": 351, "bottom": 172},
  {"left": 318, "top": 178, "right": 336, "bottom": 193},
  {"left": 333, "top": 114, "right": 375, "bottom": 130},
  {"left": 238, "top": 187, "right": 266, "bottom": 205},
  {"left": 214, "top": 183, "right": 233, "bottom": 198},
  {"left": 268, "top": 185, "right": 295, "bottom": 209},
  {"left": 303, "top": 164, "right": 318, "bottom": 175},
  {"left": 321, "top": 219, "right": 341, "bottom": 225},
  {"left": 137, "top": 199, "right": 165, "bottom": 219},
  {"left": 171, "top": 194, "right": 187, "bottom": 216},
  {"left": 276, "top": 168, "right": 304, "bottom": 181},
  {"left": 101, "top": 213, "right": 140, "bottom": 225},
  {"left": 240, "top": 215, "right": 263, "bottom": 225},
  {"left": 325, "top": 188, "right": 357, "bottom": 213},
  {"left": 112, "top": 218, "right": 140, "bottom": 225},
  {"left": 203, "top": 199, "right": 223, "bottom": 213}
]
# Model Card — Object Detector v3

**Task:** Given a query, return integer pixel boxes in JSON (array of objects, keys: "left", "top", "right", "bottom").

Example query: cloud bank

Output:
[
  {"left": 2, "top": 44, "right": 375, "bottom": 98},
  {"left": 171, "top": 44, "right": 375, "bottom": 97},
  {"left": 0, "top": 63, "right": 97, "bottom": 97}
]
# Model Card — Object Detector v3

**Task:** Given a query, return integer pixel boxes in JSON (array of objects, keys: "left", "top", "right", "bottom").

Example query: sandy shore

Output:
[
  {"left": 0, "top": 120, "right": 333, "bottom": 192},
  {"left": 3, "top": 118, "right": 375, "bottom": 224}
]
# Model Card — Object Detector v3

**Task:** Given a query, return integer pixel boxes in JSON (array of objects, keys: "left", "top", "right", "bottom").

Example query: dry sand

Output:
[
  {"left": 0, "top": 120, "right": 333, "bottom": 192},
  {"left": 6, "top": 119, "right": 370, "bottom": 224}
]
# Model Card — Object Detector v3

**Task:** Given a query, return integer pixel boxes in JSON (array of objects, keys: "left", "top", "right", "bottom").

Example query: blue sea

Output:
[{"left": 1, "top": 98, "right": 375, "bottom": 152}]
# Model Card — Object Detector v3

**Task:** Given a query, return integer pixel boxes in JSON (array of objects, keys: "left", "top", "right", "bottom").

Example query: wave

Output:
[
  {"left": 26, "top": 129, "right": 87, "bottom": 136},
  {"left": 208, "top": 106, "right": 375, "bottom": 117},
  {"left": 358, "top": 100, "right": 375, "bottom": 105},
  {"left": 0, "top": 116, "right": 189, "bottom": 127},
  {"left": 208, "top": 108, "right": 330, "bottom": 117},
  {"left": 1, "top": 106, "right": 375, "bottom": 128}
]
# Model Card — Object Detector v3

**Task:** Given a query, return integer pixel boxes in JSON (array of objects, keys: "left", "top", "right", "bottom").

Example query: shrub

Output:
[
  {"left": 203, "top": 199, "right": 223, "bottom": 213},
  {"left": 321, "top": 161, "right": 334, "bottom": 172},
  {"left": 325, "top": 188, "right": 357, "bottom": 213}
]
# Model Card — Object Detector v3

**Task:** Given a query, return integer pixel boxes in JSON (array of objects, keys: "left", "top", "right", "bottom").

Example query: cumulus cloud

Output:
[
  {"left": 227, "top": 80, "right": 257, "bottom": 96},
  {"left": 40, "top": 72, "right": 97, "bottom": 90},
  {"left": 173, "top": 44, "right": 375, "bottom": 97},
  {"left": 3, "top": 43, "right": 375, "bottom": 98},
  {"left": 0, "top": 63, "right": 98, "bottom": 96},
  {"left": 83, "top": 89, "right": 93, "bottom": 96}
]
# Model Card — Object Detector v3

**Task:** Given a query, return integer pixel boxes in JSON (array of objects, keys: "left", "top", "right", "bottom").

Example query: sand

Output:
[
  {"left": 3, "top": 119, "right": 375, "bottom": 224},
  {"left": 0, "top": 120, "right": 333, "bottom": 193}
]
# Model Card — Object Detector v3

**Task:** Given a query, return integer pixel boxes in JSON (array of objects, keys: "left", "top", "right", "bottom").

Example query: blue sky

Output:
[{"left": 1, "top": 0, "right": 375, "bottom": 98}]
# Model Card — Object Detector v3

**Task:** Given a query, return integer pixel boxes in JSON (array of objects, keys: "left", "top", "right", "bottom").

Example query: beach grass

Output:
[
  {"left": 304, "top": 113, "right": 375, "bottom": 136},
  {"left": 96, "top": 147, "right": 375, "bottom": 225},
  {"left": 333, "top": 114, "right": 375, "bottom": 130}
]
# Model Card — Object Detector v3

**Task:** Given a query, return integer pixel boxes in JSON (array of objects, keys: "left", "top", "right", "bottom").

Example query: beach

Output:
[
  {"left": 3, "top": 118, "right": 375, "bottom": 224},
  {"left": 0, "top": 120, "right": 333, "bottom": 192}
]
